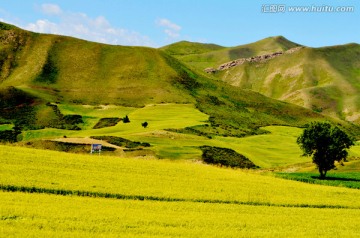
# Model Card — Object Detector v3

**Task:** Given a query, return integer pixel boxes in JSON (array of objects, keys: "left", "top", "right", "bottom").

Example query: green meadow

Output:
[
  {"left": 13, "top": 103, "right": 360, "bottom": 168},
  {"left": 0, "top": 124, "right": 13, "bottom": 130}
]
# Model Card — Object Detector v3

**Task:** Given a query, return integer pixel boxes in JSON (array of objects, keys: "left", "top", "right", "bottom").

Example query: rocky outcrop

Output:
[
  {"left": 204, "top": 67, "right": 217, "bottom": 73},
  {"left": 205, "top": 47, "right": 303, "bottom": 73}
]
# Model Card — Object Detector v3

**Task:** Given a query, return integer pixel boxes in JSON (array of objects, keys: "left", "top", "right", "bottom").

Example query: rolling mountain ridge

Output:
[
  {"left": 165, "top": 36, "right": 360, "bottom": 124},
  {"left": 1, "top": 21, "right": 359, "bottom": 138}
]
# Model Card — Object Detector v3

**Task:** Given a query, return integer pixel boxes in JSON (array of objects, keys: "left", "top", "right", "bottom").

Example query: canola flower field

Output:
[
  {"left": 2, "top": 191, "right": 360, "bottom": 238},
  {"left": 1, "top": 145, "right": 360, "bottom": 237}
]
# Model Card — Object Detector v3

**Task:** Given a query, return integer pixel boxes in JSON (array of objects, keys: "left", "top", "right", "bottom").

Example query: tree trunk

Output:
[{"left": 319, "top": 168, "right": 327, "bottom": 179}]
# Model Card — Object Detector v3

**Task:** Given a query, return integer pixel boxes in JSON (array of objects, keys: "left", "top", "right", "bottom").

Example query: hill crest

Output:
[{"left": 1, "top": 21, "right": 360, "bottom": 139}]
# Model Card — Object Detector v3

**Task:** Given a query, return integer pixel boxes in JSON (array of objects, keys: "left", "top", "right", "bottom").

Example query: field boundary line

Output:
[{"left": 0, "top": 184, "right": 356, "bottom": 210}]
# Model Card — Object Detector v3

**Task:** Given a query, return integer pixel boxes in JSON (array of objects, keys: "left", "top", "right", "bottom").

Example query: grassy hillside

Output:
[
  {"left": 166, "top": 36, "right": 301, "bottom": 70},
  {"left": 0, "top": 23, "right": 194, "bottom": 106},
  {"left": 2, "top": 146, "right": 360, "bottom": 237},
  {"left": 161, "top": 36, "right": 360, "bottom": 125},
  {"left": 2, "top": 22, "right": 346, "bottom": 139},
  {"left": 216, "top": 44, "right": 360, "bottom": 122},
  {"left": 1, "top": 21, "right": 359, "bottom": 169},
  {"left": 11, "top": 104, "right": 322, "bottom": 168},
  {"left": 160, "top": 40, "right": 224, "bottom": 55}
]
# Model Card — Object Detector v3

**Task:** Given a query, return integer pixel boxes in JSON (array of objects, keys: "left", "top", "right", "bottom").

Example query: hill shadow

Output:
[{"left": 310, "top": 176, "right": 360, "bottom": 182}]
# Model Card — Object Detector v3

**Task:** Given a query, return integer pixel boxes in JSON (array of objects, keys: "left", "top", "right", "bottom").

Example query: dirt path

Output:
[{"left": 50, "top": 137, "right": 122, "bottom": 149}]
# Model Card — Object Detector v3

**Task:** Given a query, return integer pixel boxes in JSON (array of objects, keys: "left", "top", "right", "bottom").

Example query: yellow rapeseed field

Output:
[{"left": 1, "top": 145, "right": 360, "bottom": 237}]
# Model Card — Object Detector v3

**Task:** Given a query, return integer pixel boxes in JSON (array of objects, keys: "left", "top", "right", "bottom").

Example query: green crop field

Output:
[{"left": 2, "top": 145, "right": 360, "bottom": 237}]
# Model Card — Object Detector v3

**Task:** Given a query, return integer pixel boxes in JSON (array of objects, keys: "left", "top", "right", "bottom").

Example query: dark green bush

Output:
[
  {"left": 63, "top": 115, "right": 83, "bottom": 125},
  {"left": 93, "top": 118, "right": 122, "bottom": 129},
  {"left": 199, "top": 145, "right": 258, "bottom": 169},
  {"left": 0, "top": 129, "right": 21, "bottom": 143}
]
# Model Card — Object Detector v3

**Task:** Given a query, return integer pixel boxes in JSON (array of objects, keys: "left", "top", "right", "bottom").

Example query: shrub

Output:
[
  {"left": 93, "top": 118, "right": 122, "bottom": 129},
  {"left": 0, "top": 129, "right": 22, "bottom": 143},
  {"left": 199, "top": 146, "right": 258, "bottom": 169},
  {"left": 123, "top": 115, "right": 130, "bottom": 123}
]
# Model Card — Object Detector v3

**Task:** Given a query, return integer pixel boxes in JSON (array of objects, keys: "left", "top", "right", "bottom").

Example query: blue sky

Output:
[{"left": 0, "top": 0, "right": 359, "bottom": 47}]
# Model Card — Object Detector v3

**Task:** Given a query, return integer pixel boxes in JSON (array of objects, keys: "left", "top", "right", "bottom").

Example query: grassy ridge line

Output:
[
  {"left": 160, "top": 40, "right": 225, "bottom": 56},
  {"left": 3, "top": 23, "right": 355, "bottom": 138},
  {"left": 166, "top": 36, "right": 300, "bottom": 69},
  {"left": 0, "top": 184, "right": 350, "bottom": 209},
  {"left": 0, "top": 22, "right": 195, "bottom": 105}
]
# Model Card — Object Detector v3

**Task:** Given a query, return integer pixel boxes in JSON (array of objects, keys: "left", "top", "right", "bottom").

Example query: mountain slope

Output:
[
  {"left": 215, "top": 44, "right": 360, "bottom": 123},
  {"left": 0, "top": 23, "right": 195, "bottom": 106},
  {"left": 164, "top": 36, "right": 301, "bottom": 71},
  {"left": 1, "top": 22, "right": 359, "bottom": 138},
  {"left": 160, "top": 40, "right": 224, "bottom": 56}
]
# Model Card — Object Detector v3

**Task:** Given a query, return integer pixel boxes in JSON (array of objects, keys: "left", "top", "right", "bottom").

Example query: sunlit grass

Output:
[{"left": 0, "top": 124, "right": 13, "bottom": 131}]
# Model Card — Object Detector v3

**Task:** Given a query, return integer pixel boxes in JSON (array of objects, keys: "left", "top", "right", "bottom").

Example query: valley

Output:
[{"left": 1, "top": 21, "right": 360, "bottom": 237}]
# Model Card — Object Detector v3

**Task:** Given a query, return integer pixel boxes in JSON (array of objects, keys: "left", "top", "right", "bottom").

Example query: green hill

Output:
[
  {"left": 214, "top": 44, "right": 360, "bottom": 123},
  {"left": 161, "top": 35, "right": 360, "bottom": 124},
  {"left": 164, "top": 36, "right": 301, "bottom": 70},
  {"left": 0, "top": 23, "right": 194, "bottom": 106},
  {"left": 1, "top": 21, "right": 359, "bottom": 150},
  {"left": 160, "top": 40, "right": 224, "bottom": 55}
]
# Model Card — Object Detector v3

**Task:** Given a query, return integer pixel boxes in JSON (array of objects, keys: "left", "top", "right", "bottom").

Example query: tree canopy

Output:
[{"left": 297, "top": 122, "right": 354, "bottom": 178}]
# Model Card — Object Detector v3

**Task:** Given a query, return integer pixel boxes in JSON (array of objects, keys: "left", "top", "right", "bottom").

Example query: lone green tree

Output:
[
  {"left": 123, "top": 115, "right": 130, "bottom": 123},
  {"left": 297, "top": 122, "right": 354, "bottom": 179}
]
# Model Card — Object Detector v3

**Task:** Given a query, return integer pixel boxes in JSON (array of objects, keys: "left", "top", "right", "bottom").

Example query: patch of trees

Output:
[
  {"left": 123, "top": 115, "right": 130, "bottom": 123},
  {"left": 0, "top": 87, "right": 39, "bottom": 130},
  {"left": 0, "top": 128, "right": 22, "bottom": 143},
  {"left": 93, "top": 117, "right": 122, "bottom": 129},
  {"left": 206, "top": 95, "right": 225, "bottom": 106},
  {"left": 199, "top": 145, "right": 258, "bottom": 169},
  {"left": 46, "top": 103, "right": 83, "bottom": 130}
]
